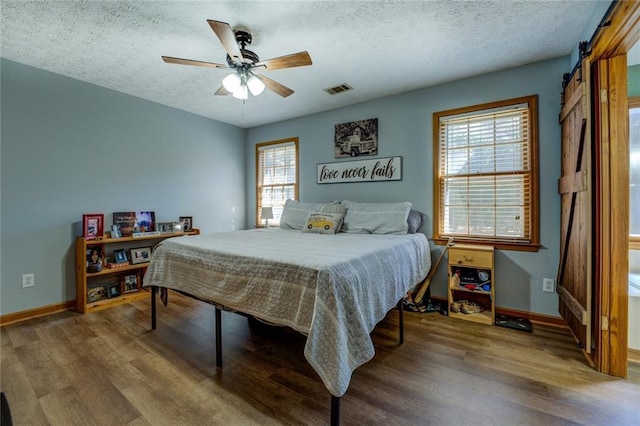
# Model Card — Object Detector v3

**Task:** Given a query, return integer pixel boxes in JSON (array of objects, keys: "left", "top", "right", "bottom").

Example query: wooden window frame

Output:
[
  {"left": 255, "top": 137, "right": 299, "bottom": 228},
  {"left": 433, "top": 95, "right": 540, "bottom": 252}
]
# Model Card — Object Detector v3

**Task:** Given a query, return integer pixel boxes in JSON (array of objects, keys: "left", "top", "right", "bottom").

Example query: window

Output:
[
  {"left": 629, "top": 98, "right": 640, "bottom": 249},
  {"left": 433, "top": 95, "right": 539, "bottom": 251},
  {"left": 256, "top": 138, "right": 299, "bottom": 227}
]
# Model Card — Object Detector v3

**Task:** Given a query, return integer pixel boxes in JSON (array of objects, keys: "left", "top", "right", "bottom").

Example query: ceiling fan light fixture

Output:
[
  {"left": 247, "top": 75, "right": 265, "bottom": 96},
  {"left": 222, "top": 72, "right": 241, "bottom": 92},
  {"left": 162, "top": 20, "right": 312, "bottom": 101},
  {"left": 232, "top": 84, "right": 249, "bottom": 100}
]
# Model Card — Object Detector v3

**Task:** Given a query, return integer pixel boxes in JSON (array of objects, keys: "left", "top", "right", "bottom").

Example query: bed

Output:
[{"left": 143, "top": 201, "right": 431, "bottom": 423}]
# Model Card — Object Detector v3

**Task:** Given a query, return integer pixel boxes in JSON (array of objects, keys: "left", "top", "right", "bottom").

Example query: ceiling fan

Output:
[{"left": 162, "top": 20, "right": 312, "bottom": 99}]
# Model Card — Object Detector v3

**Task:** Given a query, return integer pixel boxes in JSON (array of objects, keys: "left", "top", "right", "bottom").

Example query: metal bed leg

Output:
[
  {"left": 151, "top": 286, "right": 157, "bottom": 330},
  {"left": 331, "top": 395, "right": 341, "bottom": 426},
  {"left": 398, "top": 299, "right": 404, "bottom": 345},
  {"left": 215, "top": 307, "right": 222, "bottom": 368}
]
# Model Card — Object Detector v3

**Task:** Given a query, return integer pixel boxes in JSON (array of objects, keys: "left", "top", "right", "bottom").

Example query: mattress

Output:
[{"left": 143, "top": 228, "right": 431, "bottom": 396}]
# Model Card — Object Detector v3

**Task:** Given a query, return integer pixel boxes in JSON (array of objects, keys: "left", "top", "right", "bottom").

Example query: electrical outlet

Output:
[
  {"left": 22, "top": 273, "right": 35, "bottom": 288},
  {"left": 543, "top": 278, "right": 555, "bottom": 293}
]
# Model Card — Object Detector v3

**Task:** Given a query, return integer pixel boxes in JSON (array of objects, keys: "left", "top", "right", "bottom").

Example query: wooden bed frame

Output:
[{"left": 149, "top": 286, "right": 405, "bottom": 426}]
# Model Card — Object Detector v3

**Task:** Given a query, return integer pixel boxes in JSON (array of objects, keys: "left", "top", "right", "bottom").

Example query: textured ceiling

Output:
[{"left": 1, "top": 1, "right": 604, "bottom": 128}]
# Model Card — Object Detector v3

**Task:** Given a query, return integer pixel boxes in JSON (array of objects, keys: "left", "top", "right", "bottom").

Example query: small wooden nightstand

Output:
[{"left": 447, "top": 244, "right": 495, "bottom": 325}]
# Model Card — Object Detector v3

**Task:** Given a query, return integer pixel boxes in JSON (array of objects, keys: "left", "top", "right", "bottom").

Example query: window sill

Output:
[{"left": 433, "top": 237, "right": 541, "bottom": 252}]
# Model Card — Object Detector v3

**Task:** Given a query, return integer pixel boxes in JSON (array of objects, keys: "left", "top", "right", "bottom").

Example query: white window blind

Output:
[
  {"left": 257, "top": 140, "right": 297, "bottom": 226},
  {"left": 437, "top": 101, "right": 533, "bottom": 242}
]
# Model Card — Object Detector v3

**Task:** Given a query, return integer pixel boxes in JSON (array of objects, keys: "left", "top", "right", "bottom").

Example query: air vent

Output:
[{"left": 324, "top": 83, "right": 353, "bottom": 95}]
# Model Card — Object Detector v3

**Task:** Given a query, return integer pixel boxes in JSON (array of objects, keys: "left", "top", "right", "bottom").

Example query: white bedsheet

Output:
[{"left": 143, "top": 228, "right": 430, "bottom": 396}]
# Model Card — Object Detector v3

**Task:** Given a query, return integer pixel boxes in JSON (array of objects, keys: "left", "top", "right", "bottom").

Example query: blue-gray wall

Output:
[
  {"left": 246, "top": 57, "right": 570, "bottom": 317},
  {"left": 1, "top": 58, "right": 246, "bottom": 316},
  {"left": 630, "top": 64, "right": 640, "bottom": 97},
  {"left": 0, "top": 54, "right": 583, "bottom": 318}
]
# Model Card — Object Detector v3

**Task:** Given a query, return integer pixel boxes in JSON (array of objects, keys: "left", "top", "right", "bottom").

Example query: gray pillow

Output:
[
  {"left": 342, "top": 200, "right": 412, "bottom": 234},
  {"left": 279, "top": 199, "right": 345, "bottom": 230},
  {"left": 407, "top": 209, "right": 426, "bottom": 234}
]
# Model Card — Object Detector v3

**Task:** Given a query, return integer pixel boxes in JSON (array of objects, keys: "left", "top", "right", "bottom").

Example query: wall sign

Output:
[{"left": 316, "top": 156, "right": 402, "bottom": 184}]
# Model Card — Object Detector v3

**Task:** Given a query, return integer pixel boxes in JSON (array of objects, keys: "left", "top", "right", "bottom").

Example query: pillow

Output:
[
  {"left": 301, "top": 212, "right": 345, "bottom": 235},
  {"left": 342, "top": 200, "right": 412, "bottom": 234},
  {"left": 407, "top": 209, "right": 426, "bottom": 234},
  {"left": 279, "top": 199, "right": 345, "bottom": 230}
]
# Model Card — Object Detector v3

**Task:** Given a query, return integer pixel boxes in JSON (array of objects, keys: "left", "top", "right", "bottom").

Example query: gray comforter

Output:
[{"left": 143, "top": 228, "right": 430, "bottom": 396}]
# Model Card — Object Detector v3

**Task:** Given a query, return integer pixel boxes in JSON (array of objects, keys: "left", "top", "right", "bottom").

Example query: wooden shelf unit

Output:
[
  {"left": 76, "top": 229, "right": 199, "bottom": 314},
  {"left": 447, "top": 244, "right": 495, "bottom": 325}
]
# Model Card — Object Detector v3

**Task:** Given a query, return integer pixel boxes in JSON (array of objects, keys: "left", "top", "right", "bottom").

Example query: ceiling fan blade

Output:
[
  {"left": 256, "top": 74, "right": 294, "bottom": 97},
  {"left": 255, "top": 51, "right": 312, "bottom": 70},
  {"left": 214, "top": 86, "right": 231, "bottom": 96},
  {"left": 162, "top": 56, "right": 228, "bottom": 69},
  {"left": 207, "top": 19, "right": 244, "bottom": 64}
]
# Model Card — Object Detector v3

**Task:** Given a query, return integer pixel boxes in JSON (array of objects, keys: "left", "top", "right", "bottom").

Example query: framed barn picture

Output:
[{"left": 334, "top": 118, "right": 378, "bottom": 158}]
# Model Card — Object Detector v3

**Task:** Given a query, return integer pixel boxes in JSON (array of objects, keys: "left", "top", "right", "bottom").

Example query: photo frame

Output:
[
  {"left": 134, "top": 211, "right": 156, "bottom": 233},
  {"left": 113, "top": 211, "right": 156, "bottom": 236},
  {"left": 106, "top": 282, "right": 121, "bottom": 298},
  {"left": 113, "top": 249, "right": 128, "bottom": 264},
  {"left": 130, "top": 247, "right": 152, "bottom": 264},
  {"left": 87, "top": 285, "right": 107, "bottom": 303},
  {"left": 334, "top": 118, "right": 378, "bottom": 158},
  {"left": 179, "top": 216, "right": 193, "bottom": 232},
  {"left": 82, "top": 213, "right": 104, "bottom": 240},
  {"left": 173, "top": 222, "right": 184, "bottom": 232},
  {"left": 86, "top": 245, "right": 105, "bottom": 273},
  {"left": 121, "top": 272, "right": 141, "bottom": 293},
  {"left": 110, "top": 224, "right": 122, "bottom": 239},
  {"left": 113, "top": 212, "right": 136, "bottom": 236},
  {"left": 156, "top": 222, "right": 174, "bottom": 233}
]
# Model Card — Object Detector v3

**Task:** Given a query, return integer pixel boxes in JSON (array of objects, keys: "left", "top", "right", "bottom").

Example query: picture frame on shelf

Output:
[
  {"left": 122, "top": 272, "right": 140, "bottom": 293},
  {"left": 113, "top": 211, "right": 156, "bottom": 236},
  {"left": 82, "top": 213, "right": 104, "bottom": 240},
  {"left": 156, "top": 222, "right": 174, "bottom": 233},
  {"left": 113, "top": 212, "right": 136, "bottom": 236},
  {"left": 87, "top": 285, "right": 107, "bottom": 303},
  {"left": 130, "top": 247, "right": 152, "bottom": 265},
  {"left": 86, "top": 245, "right": 104, "bottom": 273},
  {"left": 179, "top": 216, "right": 193, "bottom": 232},
  {"left": 135, "top": 211, "right": 156, "bottom": 233},
  {"left": 173, "top": 222, "right": 184, "bottom": 232},
  {"left": 113, "top": 249, "right": 128, "bottom": 264},
  {"left": 110, "top": 224, "right": 122, "bottom": 239},
  {"left": 106, "top": 282, "right": 121, "bottom": 298}
]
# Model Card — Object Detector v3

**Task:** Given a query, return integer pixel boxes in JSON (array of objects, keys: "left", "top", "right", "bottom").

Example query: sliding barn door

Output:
[{"left": 557, "top": 60, "right": 593, "bottom": 352}]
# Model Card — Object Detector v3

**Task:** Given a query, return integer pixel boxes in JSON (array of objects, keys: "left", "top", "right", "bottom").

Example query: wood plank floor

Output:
[{"left": 2, "top": 291, "right": 639, "bottom": 425}]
